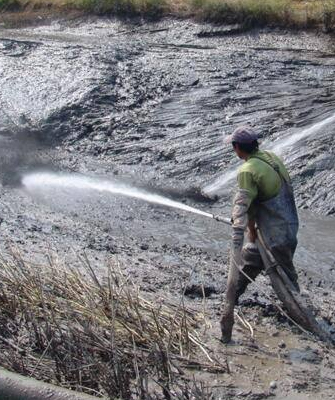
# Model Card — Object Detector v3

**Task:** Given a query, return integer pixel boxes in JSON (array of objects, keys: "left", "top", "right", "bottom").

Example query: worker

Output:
[{"left": 220, "top": 126, "right": 299, "bottom": 343}]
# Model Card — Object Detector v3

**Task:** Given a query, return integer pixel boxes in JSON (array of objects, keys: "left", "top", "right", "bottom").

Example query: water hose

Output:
[{"left": 0, "top": 367, "right": 103, "bottom": 400}]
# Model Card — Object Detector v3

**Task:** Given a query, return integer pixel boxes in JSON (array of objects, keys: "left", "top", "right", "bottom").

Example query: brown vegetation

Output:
[
  {"left": 0, "top": 0, "right": 335, "bottom": 30},
  {"left": 0, "top": 251, "right": 225, "bottom": 399}
]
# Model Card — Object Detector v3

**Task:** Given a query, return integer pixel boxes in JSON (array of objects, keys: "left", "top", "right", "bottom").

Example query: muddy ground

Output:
[{"left": 0, "top": 17, "right": 335, "bottom": 399}]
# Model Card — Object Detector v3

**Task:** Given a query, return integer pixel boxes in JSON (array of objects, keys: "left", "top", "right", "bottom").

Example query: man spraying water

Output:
[
  {"left": 22, "top": 129, "right": 332, "bottom": 343},
  {"left": 220, "top": 126, "right": 300, "bottom": 344}
]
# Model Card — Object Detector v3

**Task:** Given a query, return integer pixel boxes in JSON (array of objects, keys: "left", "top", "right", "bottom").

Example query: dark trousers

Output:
[
  {"left": 221, "top": 242, "right": 300, "bottom": 343},
  {"left": 236, "top": 243, "right": 300, "bottom": 301}
]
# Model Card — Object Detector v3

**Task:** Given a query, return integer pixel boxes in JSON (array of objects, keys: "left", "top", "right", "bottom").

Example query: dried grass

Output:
[
  {"left": 1, "top": 0, "right": 335, "bottom": 30},
  {"left": 0, "top": 250, "right": 225, "bottom": 399}
]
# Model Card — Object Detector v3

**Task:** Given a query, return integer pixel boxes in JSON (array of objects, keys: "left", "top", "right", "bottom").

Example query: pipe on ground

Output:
[{"left": 0, "top": 368, "right": 103, "bottom": 400}]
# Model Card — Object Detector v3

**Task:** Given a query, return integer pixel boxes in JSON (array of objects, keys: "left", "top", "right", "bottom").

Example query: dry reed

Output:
[{"left": 0, "top": 250, "right": 225, "bottom": 399}]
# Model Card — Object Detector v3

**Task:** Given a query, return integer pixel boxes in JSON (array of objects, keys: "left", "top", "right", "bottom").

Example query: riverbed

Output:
[{"left": 0, "top": 17, "right": 335, "bottom": 399}]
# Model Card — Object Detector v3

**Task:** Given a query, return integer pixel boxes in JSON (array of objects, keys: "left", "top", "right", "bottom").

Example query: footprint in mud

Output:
[{"left": 184, "top": 283, "right": 219, "bottom": 298}]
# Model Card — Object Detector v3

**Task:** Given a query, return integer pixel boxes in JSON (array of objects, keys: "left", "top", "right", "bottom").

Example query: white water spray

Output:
[
  {"left": 203, "top": 112, "right": 335, "bottom": 195},
  {"left": 271, "top": 112, "right": 335, "bottom": 155},
  {"left": 22, "top": 172, "right": 214, "bottom": 219}
]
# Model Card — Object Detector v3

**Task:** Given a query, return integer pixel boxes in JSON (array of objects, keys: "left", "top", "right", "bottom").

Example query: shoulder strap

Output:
[{"left": 250, "top": 151, "right": 284, "bottom": 180}]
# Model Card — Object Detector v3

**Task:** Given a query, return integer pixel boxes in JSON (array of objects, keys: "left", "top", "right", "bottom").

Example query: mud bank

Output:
[{"left": 0, "top": 18, "right": 335, "bottom": 399}]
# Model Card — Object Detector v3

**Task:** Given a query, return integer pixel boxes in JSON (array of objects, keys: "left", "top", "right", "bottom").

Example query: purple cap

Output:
[{"left": 225, "top": 126, "right": 259, "bottom": 144}]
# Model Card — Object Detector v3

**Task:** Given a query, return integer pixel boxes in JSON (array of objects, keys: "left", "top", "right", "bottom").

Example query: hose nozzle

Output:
[{"left": 212, "top": 214, "right": 232, "bottom": 226}]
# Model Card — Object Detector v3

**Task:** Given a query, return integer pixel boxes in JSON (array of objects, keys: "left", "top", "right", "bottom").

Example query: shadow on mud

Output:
[
  {"left": 0, "top": 125, "right": 57, "bottom": 187},
  {"left": 143, "top": 183, "right": 219, "bottom": 204}
]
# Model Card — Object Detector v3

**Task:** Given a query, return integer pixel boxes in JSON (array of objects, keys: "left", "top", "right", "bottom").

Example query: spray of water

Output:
[
  {"left": 203, "top": 112, "right": 335, "bottom": 195},
  {"left": 22, "top": 172, "right": 214, "bottom": 219},
  {"left": 271, "top": 112, "right": 335, "bottom": 155}
]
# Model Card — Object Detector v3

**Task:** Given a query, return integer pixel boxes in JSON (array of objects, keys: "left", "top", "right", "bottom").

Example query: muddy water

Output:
[{"left": 1, "top": 18, "right": 335, "bottom": 399}]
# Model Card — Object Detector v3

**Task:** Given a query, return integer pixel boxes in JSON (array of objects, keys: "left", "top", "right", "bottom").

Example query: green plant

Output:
[
  {"left": 74, "top": 0, "right": 166, "bottom": 16},
  {"left": 192, "top": 0, "right": 234, "bottom": 22},
  {"left": 189, "top": 0, "right": 293, "bottom": 26},
  {"left": 322, "top": 0, "right": 335, "bottom": 31},
  {"left": 232, "top": 0, "right": 292, "bottom": 26},
  {"left": 0, "top": 0, "right": 20, "bottom": 10}
]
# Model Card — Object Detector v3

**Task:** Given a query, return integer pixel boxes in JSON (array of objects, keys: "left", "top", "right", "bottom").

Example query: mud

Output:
[{"left": 0, "top": 17, "right": 335, "bottom": 399}]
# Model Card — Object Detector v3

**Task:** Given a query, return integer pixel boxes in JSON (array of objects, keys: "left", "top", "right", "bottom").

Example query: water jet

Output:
[{"left": 22, "top": 171, "right": 230, "bottom": 223}]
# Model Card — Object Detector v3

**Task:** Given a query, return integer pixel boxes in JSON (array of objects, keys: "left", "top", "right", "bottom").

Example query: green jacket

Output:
[{"left": 237, "top": 150, "right": 291, "bottom": 218}]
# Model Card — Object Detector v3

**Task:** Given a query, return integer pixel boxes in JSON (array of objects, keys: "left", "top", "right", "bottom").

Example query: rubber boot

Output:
[
  {"left": 221, "top": 260, "right": 240, "bottom": 344},
  {"left": 221, "top": 243, "right": 263, "bottom": 343},
  {"left": 220, "top": 309, "right": 234, "bottom": 343}
]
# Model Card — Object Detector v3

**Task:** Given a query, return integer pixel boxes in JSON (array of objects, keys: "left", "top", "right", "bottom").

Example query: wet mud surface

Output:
[{"left": 1, "top": 18, "right": 335, "bottom": 399}]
